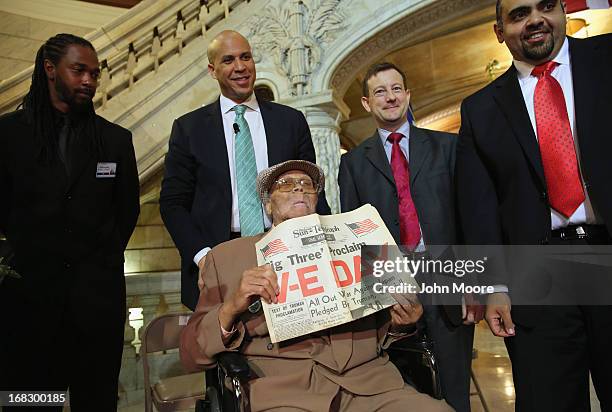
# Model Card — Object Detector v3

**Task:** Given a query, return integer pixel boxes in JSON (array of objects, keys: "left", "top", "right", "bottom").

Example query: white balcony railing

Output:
[{"left": 0, "top": 0, "right": 252, "bottom": 115}]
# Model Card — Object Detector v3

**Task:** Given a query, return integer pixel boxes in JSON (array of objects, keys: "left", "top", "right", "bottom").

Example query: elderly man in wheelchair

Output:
[{"left": 180, "top": 160, "right": 451, "bottom": 412}]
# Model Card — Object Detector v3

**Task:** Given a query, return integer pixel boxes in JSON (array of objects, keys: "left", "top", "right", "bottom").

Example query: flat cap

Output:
[{"left": 256, "top": 159, "right": 325, "bottom": 201}]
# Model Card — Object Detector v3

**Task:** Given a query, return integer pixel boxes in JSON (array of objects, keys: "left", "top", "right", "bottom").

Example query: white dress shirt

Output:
[
  {"left": 377, "top": 121, "right": 426, "bottom": 252},
  {"left": 193, "top": 93, "right": 271, "bottom": 265},
  {"left": 490, "top": 38, "right": 600, "bottom": 296},
  {"left": 514, "top": 37, "right": 599, "bottom": 230}
]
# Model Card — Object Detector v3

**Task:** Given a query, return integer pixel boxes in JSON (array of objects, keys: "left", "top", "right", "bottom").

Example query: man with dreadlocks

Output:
[{"left": 0, "top": 33, "right": 139, "bottom": 411}]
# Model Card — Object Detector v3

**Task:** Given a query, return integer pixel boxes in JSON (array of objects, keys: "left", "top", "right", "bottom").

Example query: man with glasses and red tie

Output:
[
  {"left": 338, "top": 62, "right": 478, "bottom": 412},
  {"left": 456, "top": 0, "right": 612, "bottom": 410}
]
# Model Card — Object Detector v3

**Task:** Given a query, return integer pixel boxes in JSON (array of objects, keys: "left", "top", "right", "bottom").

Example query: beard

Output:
[
  {"left": 54, "top": 75, "right": 94, "bottom": 114},
  {"left": 521, "top": 30, "right": 556, "bottom": 62}
]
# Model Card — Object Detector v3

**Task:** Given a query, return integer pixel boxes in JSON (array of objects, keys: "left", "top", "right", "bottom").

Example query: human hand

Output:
[
  {"left": 485, "top": 292, "right": 515, "bottom": 337},
  {"left": 389, "top": 294, "right": 423, "bottom": 332},
  {"left": 219, "top": 264, "right": 279, "bottom": 330},
  {"left": 463, "top": 293, "right": 485, "bottom": 325},
  {"left": 197, "top": 255, "right": 207, "bottom": 291}
]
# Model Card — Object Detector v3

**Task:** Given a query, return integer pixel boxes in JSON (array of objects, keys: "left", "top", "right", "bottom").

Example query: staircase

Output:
[
  {"left": 0, "top": 0, "right": 499, "bottom": 406},
  {"left": 0, "top": 0, "right": 263, "bottom": 184}
]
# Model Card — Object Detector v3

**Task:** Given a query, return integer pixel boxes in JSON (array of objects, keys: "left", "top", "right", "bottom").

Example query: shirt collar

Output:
[
  {"left": 378, "top": 121, "right": 411, "bottom": 144},
  {"left": 514, "top": 36, "right": 570, "bottom": 79},
  {"left": 220, "top": 93, "right": 260, "bottom": 114}
]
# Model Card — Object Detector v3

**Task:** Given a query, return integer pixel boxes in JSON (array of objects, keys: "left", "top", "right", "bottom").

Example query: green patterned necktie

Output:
[{"left": 233, "top": 104, "right": 264, "bottom": 236}]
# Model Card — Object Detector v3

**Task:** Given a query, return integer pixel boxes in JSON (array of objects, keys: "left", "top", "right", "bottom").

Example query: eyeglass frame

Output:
[{"left": 271, "top": 177, "right": 319, "bottom": 194}]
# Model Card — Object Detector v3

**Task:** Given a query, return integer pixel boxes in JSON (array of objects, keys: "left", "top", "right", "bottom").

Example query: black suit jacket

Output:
[
  {"left": 160, "top": 97, "right": 330, "bottom": 310},
  {"left": 338, "top": 125, "right": 461, "bottom": 324},
  {"left": 0, "top": 109, "right": 140, "bottom": 316},
  {"left": 456, "top": 35, "right": 612, "bottom": 297}
]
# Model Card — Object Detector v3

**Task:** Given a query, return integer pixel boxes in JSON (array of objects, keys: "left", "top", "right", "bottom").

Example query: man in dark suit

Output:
[
  {"left": 456, "top": 0, "right": 612, "bottom": 410},
  {"left": 0, "top": 34, "right": 140, "bottom": 411},
  {"left": 338, "top": 62, "right": 479, "bottom": 412},
  {"left": 160, "top": 30, "right": 329, "bottom": 311}
]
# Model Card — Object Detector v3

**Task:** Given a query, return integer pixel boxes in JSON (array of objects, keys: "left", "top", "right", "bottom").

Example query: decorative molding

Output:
[
  {"left": 327, "top": 0, "right": 495, "bottom": 95},
  {"left": 244, "top": 0, "right": 347, "bottom": 97},
  {"left": 415, "top": 103, "right": 460, "bottom": 128}
]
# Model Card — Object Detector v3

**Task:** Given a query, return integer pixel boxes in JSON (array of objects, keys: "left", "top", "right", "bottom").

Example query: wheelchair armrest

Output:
[
  {"left": 389, "top": 331, "right": 433, "bottom": 353},
  {"left": 386, "top": 331, "right": 442, "bottom": 399},
  {"left": 217, "top": 352, "right": 250, "bottom": 382}
]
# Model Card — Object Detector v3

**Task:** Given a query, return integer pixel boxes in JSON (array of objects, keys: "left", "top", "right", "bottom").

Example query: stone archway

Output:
[
  {"left": 237, "top": 0, "right": 497, "bottom": 212},
  {"left": 310, "top": 0, "right": 496, "bottom": 209},
  {"left": 319, "top": 0, "right": 496, "bottom": 99},
  {"left": 319, "top": 0, "right": 499, "bottom": 148}
]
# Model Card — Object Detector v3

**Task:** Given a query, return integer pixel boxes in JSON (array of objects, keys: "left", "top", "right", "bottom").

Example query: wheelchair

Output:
[{"left": 197, "top": 331, "right": 441, "bottom": 412}]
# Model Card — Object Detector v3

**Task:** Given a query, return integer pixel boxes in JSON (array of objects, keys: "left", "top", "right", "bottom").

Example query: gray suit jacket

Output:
[
  {"left": 339, "top": 125, "right": 457, "bottom": 246},
  {"left": 338, "top": 124, "right": 461, "bottom": 323}
]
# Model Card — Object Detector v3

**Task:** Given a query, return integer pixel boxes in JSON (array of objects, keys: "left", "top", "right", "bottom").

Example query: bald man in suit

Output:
[{"left": 160, "top": 31, "right": 329, "bottom": 311}]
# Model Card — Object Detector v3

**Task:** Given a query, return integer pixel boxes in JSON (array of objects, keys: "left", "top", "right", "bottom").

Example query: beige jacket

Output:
[{"left": 180, "top": 235, "right": 408, "bottom": 411}]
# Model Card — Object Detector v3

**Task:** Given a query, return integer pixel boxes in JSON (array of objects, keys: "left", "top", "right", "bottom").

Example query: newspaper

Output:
[{"left": 255, "top": 204, "right": 419, "bottom": 343}]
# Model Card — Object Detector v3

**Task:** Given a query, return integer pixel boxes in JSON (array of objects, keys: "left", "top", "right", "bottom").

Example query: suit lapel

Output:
[
  {"left": 408, "top": 125, "right": 431, "bottom": 185},
  {"left": 260, "top": 100, "right": 283, "bottom": 165},
  {"left": 493, "top": 66, "right": 546, "bottom": 186},
  {"left": 365, "top": 133, "right": 395, "bottom": 186},
  {"left": 208, "top": 99, "right": 232, "bottom": 198}
]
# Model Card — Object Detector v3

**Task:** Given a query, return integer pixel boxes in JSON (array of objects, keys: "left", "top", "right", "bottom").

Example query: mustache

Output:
[
  {"left": 76, "top": 87, "right": 95, "bottom": 97},
  {"left": 524, "top": 23, "right": 551, "bottom": 35}
]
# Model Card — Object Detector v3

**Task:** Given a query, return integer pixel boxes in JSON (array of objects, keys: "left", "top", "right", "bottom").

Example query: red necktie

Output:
[
  {"left": 388, "top": 132, "right": 421, "bottom": 250},
  {"left": 532, "top": 61, "right": 584, "bottom": 218}
]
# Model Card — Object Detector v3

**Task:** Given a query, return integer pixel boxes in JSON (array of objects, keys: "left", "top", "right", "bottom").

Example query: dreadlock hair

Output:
[{"left": 21, "top": 33, "right": 104, "bottom": 163}]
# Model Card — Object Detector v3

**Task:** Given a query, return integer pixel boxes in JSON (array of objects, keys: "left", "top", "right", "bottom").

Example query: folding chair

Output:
[{"left": 141, "top": 313, "right": 207, "bottom": 412}]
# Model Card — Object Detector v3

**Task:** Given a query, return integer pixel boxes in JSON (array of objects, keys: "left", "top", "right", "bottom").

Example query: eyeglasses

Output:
[{"left": 273, "top": 178, "right": 318, "bottom": 194}]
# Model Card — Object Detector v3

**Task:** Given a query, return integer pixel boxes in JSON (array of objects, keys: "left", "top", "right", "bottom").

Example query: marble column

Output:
[{"left": 286, "top": 91, "right": 350, "bottom": 214}]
